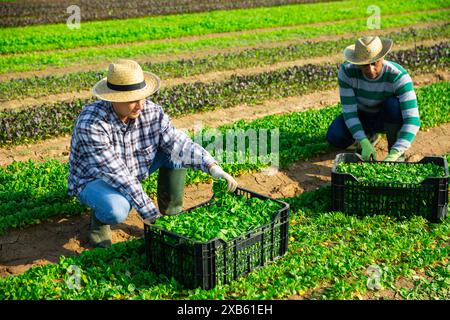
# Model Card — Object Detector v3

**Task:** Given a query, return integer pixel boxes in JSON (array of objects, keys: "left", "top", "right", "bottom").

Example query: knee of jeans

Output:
[
  {"left": 97, "top": 198, "right": 131, "bottom": 224},
  {"left": 384, "top": 97, "right": 403, "bottom": 123},
  {"left": 326, "top": 127, "right": 337, "bottom": 145},
  {"left": 326, "top": 125, "right": 351, "bottom": 149}
]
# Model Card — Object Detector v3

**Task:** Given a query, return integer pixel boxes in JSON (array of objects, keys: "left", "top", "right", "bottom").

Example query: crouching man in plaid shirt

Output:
[{"left": 68, "top": 59, "right": 238, "bottom": 248}]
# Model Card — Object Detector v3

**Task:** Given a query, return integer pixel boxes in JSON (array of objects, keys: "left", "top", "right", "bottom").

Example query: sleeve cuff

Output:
[
  {"left": 203, "top": 155, "right": 217, "bottom": 173},
  {"left": 137, "top": 202, "right": 160, "bottom": 220}
]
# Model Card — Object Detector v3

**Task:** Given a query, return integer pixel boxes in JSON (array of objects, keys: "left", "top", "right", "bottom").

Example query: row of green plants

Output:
[
  {"left": 0, "top": 0, "right": 334, "bottom": 28},
  {"left": 1, "top": 0, "right": 444, "bottom": 55},
  {"left": 0, "top": 180, "right": 448, "bottom": 299},
  {"left": 2, "top": 25, "right": 448, "bottom": 102},
  {"left": 0, "top": 81, "right": 448, "bottom": 234},
  {"left": 1, "top": 9, "right": 448, "bottom": 73},
  {"left": 0, "top": 43, "right": 447, "bottom": 146}
]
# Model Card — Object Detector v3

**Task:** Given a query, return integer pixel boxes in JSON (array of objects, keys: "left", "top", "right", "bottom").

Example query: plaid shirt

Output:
[{"left": 68, "top": 99, "right": 216, "bottom": 219}]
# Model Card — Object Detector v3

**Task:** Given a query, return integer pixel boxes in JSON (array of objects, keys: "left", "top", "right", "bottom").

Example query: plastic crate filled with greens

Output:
[
  {"left": 331, "top": 153, "right": 448, "bottom": 222},
  {"left": 144, "top": 179, "right": 290, "bottom": 290}
]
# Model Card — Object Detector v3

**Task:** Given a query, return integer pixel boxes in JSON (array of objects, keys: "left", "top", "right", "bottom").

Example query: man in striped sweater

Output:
[{"left": 326, "top": 36, "right": 420, "bottom": 161}]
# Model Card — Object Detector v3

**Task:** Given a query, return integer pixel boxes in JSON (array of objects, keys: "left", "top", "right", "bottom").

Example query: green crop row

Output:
[
  {"left": 0, "top": 43, "right": 448, "bottom": 146},
  {"left": 0, "top": 181, "right": 448, "bottom": 300},
  {"left": 0, "top": 81, "right": 448, "bottom": 234},
  {"left": 1, "top": 10, "right": 449, "bottom": 74},
  {"left": 2, "top": 25, "right": 448, "bottom": 102},
  {"left": 0, "top": 0, "right": 336, "bottom": 28},
  {"left": 1, "top": 0, "right": 446, "bottom": 55}
]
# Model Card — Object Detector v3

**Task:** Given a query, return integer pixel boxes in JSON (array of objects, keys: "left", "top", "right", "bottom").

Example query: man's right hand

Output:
[
  {"left": 209, "top": 165, "right": 238, "bottom": 192},
  {"left": 360, "top": 138, "right": 377, "bottom": 161},
  {"left": 143, "top": 213, "right": 162, "bottom": 225}
]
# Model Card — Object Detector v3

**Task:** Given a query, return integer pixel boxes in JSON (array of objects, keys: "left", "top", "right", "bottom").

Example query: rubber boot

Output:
[
  {"left": 88, "top": 212, "right": 112, "bottom": 248},
  {"left": 157, "top": 167, "right": 187, "bottom": 215},
  {"left": 384, "top": 122, "right": 405, "bottom": 161}
]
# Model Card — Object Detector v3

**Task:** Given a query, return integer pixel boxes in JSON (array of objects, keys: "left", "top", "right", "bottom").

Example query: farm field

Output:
[{"left": 0, "top": 0, "right": 449, "bottom": 301}]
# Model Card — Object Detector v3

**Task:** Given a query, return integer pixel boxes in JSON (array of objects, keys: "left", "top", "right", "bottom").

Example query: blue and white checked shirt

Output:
[{"left": 68, "top": 99, "right": 216, "bottom": 219}]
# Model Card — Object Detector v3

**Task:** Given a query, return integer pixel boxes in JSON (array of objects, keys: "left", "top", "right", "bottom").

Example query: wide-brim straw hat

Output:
[
  {"left": 93, "top": 59, "right": 160, "bottom": 102},
  {"left": 343, "top": 36, "right": 393, "bottom": 65}
]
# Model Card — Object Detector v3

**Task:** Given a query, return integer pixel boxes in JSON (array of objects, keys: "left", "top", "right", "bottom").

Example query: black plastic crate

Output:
[
  {"left": 144, "top": 187, "right": 290, "bottom": 290},
  {"left": 331, "top": 153, "right": 449, "bottom": 222}
]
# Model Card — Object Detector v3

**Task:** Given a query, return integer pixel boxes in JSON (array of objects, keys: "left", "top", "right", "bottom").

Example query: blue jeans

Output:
[
  {"left": 78, "top": 151, "right": 180, "bottom": 224},
  {"left": 326, "top": 97, "right": 403, "bottom": 149}
]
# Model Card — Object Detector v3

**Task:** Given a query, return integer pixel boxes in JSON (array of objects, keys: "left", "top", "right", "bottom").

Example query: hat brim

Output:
[
  {"left": 343, "top": 39, "right": 393, "bottom": 65},
  {"left": 92, "top": 71, "right": 161, "bottom": 102}
]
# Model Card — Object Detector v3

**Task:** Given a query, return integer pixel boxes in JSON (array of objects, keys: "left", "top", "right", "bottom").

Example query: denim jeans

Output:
[
  {"left": 78, "top": 150, "right": 180, "bottom": 224},
  {"left": 326, "top": 97, "right": 403, "bottom": 149}
]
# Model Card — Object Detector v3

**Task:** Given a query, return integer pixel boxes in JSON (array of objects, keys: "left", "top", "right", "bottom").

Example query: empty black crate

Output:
[
  {"left": 331, "top": 153, "right": 448, "bottom": 222},
  {"left": 144, "top": 187, "right": 290, "bottom": 290}
]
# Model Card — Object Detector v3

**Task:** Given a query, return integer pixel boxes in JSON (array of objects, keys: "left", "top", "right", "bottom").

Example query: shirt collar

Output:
[{"left": 107, "top": 101, "right": 138, "bottom": 133}]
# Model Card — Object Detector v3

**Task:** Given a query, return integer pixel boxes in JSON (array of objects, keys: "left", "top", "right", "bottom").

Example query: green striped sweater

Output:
[{"left": 338, "top": 60, "right": 420, "bottom": 154}]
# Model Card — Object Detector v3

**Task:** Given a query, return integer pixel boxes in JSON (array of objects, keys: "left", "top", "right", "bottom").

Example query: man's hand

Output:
[
  {"left": 209, "top": 164, "right": 238, "bottom": 192},
  {"left": 360, "top": 138, "right": 377, "bottom": 161},
  {"left": 142, "top": 214, "right": 162, "bottom": 225},
  {"left": 383, "top": 149, "right": 402, "bottom": 162}
]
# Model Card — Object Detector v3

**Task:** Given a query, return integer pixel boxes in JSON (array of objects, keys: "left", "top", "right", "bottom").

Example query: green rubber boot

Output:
[
  {"left": 157, "top": 167, "right": 187, "bottom": 215},
  {"left": 384, "top": 122, "right": 405, "bottom": 161},
  {"left": 88, "top": 212, "right": 112, "bottom": 248}
]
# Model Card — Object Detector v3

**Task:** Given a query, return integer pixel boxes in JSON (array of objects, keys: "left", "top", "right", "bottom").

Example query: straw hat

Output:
[
  {"left": 343, "top": 36, "right": 392, "bottom": 65},
  {"left": 93, "top": 59, "right": 160, "bottom": 102}
]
